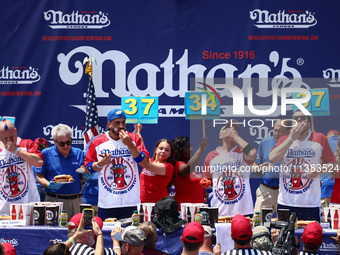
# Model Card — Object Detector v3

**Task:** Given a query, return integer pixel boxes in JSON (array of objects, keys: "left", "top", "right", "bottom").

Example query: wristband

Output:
[
  {"left": 133, "top": 151, "right": 146, "bottom": 163},
  {"left": 96, "top": 162, "right": 103, "bottom": 169},
  {"left": 15, "top": 147, "right": 20, "bottom": 154},
  {"left": 87, "top": 162, "right": 96, "bottom": 173},
  {"left": 242, "top": 144, "right": 254, "bottom": 155},
  {"left": 97, "top": 233, "right": 103, "bottom": 236},
  {"left": 288, "top": 137, "right": 294, "bottom": 143},
  {"left": 68, "top": 237, "right": 75, "bottom": 244},
  {"left": 113, "top": 246, "right": 121, "bottom": 250}
]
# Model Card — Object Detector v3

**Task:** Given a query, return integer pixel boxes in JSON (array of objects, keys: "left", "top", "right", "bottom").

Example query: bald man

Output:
[{"left": 0, "top": 119, "right": 43, "bottom": 215}]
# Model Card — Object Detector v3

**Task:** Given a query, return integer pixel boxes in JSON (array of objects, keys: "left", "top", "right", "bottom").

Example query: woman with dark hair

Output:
[
  {"left": 121, "top": 132, "right": 175, "bottom": 203},
  {"left": 172, "top": 136, "right": 208, "bottom": 210},
  {"left": 43, "top": 243, "right": 71, "bottom": 255}
]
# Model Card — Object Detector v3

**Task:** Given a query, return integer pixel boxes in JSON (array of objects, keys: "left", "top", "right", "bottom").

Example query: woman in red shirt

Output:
[
  {"left": 120, "top": 130, "right": 176, "bottom": 203},
  {"left": 172, "top": 136, "right": 208, "bottom": 210}
]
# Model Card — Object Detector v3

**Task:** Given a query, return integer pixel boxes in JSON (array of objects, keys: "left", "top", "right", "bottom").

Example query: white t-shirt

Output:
[
  {"left": 275, "top": 131, "right": 335, "bottom": 208},
  {"left": 85, "top": 132, "right": 149, "bottom": 209},
  {"left": 203, "top": 146, "right": 254, "bottom": 217},
  {"left": 0, "top": 138, "right": 41, "bottom": 215}
]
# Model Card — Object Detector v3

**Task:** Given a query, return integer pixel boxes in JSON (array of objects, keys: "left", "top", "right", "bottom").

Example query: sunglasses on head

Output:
[
  {"left": 292, "top": 115, "right": 308, "bottom": 121},
  {"left": 48, "top": 240, "right": 68, "bottom": 255},
  {"left": 55, "top": 140, "right": 72, "bottom": 147}
]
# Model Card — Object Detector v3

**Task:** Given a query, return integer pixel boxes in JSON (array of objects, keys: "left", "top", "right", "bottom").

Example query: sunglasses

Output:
[
  {"left": 55, "top": 140, "right": 72, "bottom": 147},
  {"left": 292, "top": 115, "right": 308, "bottom": 121}
]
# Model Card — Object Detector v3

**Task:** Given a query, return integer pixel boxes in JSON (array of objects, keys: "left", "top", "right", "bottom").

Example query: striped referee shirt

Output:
[
  {"left": 70, "top": 242, "right": 116, "bottom": 255},
  {"left": 222, "top": 248, "right": 272, "bottom": 255}
]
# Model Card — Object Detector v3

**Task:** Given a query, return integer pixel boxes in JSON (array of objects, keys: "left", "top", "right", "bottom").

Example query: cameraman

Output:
[
  {"left": 271, "top": 229, "right": 299, "bottom": 255},
  {"left": 251, "top": 226, "right": 273, "bottom": 252},
  {"left": 300, "top": 222, "right": 323, "bottom": 254}
]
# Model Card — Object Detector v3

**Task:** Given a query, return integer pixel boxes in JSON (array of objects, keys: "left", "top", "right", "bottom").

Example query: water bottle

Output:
[{"left": 253, "top": 212, "right": 261, "bottom": 227}]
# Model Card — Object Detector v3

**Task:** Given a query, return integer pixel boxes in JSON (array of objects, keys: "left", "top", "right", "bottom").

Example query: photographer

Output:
[
  {"left": 265, "top": 212, "right": 300, "bottom": 255},
  {"left": 251, "top": 226, "right": 273, "bottom": 252}
]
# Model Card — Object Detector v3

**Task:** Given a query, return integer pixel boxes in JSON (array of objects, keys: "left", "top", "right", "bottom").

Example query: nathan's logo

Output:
[
  {"left": 250, "top": 9, "right": 317, "bottom": 28},
  {"left": 286, "top": 148, "right": 316, "bottom": 158},
  {"left": 283, "top": 158, "right": 312, "bottom": 193},
  {"left": 0, "top": 66, "right": 40, "bottom": 84},
  {"left": 57, "top": 48, "right": 310, "bottom": 117},
  {"left": 101, "top": 157, "right": 136, "bottom": 194},
  {"left": 216, "top": 171, "right": 245, "bottom": 204},
  {"left": 44, "top": 10, "right": 110, "bottom": 29},
  {"left": 323, "top": 68, "right": 340, "bottom": 88}
]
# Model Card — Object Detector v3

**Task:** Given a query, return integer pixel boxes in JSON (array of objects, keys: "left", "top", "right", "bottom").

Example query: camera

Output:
[{"left": 264, "top": 213, "right": 298, "bottom": 255}]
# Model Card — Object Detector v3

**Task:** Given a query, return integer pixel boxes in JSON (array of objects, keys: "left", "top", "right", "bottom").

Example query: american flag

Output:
[{"left": 84, "top": 77, "right": 100, "bottom": 148}]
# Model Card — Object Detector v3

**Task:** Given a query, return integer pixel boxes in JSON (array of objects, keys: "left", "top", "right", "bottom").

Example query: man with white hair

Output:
[
  {"left": 36, "top": 123, "right": 85, "bottom": 219},
  {"left": 0, "top": 119, "right": 43, "bottom": 215}
]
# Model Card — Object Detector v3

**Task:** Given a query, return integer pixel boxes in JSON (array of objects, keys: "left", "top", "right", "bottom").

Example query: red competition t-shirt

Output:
[
  {"left": 140, "top": 159, "right": 174, "bottom": 203},
  {"left": 173, "top": 161, "right": 204, "bottom": 210}
]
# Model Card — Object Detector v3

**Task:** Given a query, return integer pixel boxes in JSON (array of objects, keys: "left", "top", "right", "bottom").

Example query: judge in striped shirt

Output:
[{"left": 222, "top": 215, "right": 271, "bottom": 255}]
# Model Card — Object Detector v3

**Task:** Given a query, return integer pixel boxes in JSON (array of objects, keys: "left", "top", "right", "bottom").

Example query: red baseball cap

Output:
[
  {"left": 327, "top": 130, "right": 340, "bottom": 136},
  {"left": 35, "top": 137, "right": 48, "bottom": 146},
  {"left": 68, "top": 213, "right": 103, "bottom": 230},
  {"left": 301, "top": 222, "right": 323, "bottom": 248},
  {"left": 2, "top": 242, "right": 17, "bottom": 255},
  {"left": 231, "top": 214, "right": 252, "bottom": 240},
  {"left": 182, "top": 222, "right": 204, "bottom": 243}
]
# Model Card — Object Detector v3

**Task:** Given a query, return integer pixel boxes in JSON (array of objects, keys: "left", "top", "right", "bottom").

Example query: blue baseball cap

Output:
[{"left": 107, "top": 109, "right": 126, "bottom": 122}]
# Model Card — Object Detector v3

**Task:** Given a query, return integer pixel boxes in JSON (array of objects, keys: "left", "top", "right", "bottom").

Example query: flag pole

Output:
[{"left": 83, "top": 56, "right": 99, "bottom": 149}]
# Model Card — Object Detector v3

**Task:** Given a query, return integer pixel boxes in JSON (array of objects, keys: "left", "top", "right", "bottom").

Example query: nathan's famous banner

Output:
[{"left": 1, "top": 0, "right": 340, "bottom": 159}]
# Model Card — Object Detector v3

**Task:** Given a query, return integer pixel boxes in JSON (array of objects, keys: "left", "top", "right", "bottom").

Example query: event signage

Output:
[
  {"left": 292, "top": 88, "right": 330, "bottom": 116},
  {"left": 184, "top": 92, "right": 221, "bottom": 119},
  {"left": 121, "top": 97, "right": 159, "bottom": 124}
]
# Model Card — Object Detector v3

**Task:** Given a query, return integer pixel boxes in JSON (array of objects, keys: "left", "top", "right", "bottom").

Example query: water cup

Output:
[
  {"left": 21, "top": 204, "right": 32, "bottom": 225},
  {"left": 34, "top": 205, "right": 46, "bottom": 225},
  {"left": 143, "top": 203, "right": 155, "bottom": 222},
  {"left": 207, "top": 207, "right": 219, "bottom": 227},
  {"left": 262, "top": 207, "right": 273, "bottom": 224},
  {"left": 278, "top": 209, "right": 290, "bottom": 222},
  {"left": 46, "top": 205, "right": 58, "bottom": 225}
]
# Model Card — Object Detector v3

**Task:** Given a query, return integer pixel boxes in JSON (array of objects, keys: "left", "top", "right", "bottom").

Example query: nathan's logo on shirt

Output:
[
  {"left": 100, "top": 157, "right": 136, "bottom": 194},
  {"left": 43, "top": 10, "right": 110, "bottom": 29},
  {"left": 286, "top": 148, "right": 316, "bottom": 158},
  {"left": 283, "top": 158, "right": 313, "bottom": 193},
  {"left": 0, "top": 163, "right": 28, "bottom": 201},
  {"left": 215, "top": 172, "right": 245, "bottom": 205},
  {"left": 100, "top": 148, "right": 131, "bottom": 157}
]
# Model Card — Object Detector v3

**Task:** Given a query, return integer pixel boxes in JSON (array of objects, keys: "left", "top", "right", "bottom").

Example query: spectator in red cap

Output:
[
  {"left": 65, "top": 212, "right": 121, "bottom": 255},
  {"left": 180, "top": 222, "right": 204, "bottom": 255},
  {"left": 300, "top": 222, "right": 323, "bottom": 254},
  {"left": 1, "top": 242, "right": 17, "bottom": 255},
  {"left": 35, "top": 137, "right": 49, "bottom": 151},
  {"left": 222, "top": 214, "right": 271, "bottom": 255},
  {"left": 33, "top": 137, "right": 49, "bottom": 201}
]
